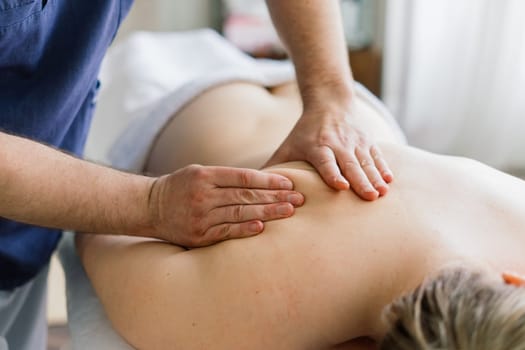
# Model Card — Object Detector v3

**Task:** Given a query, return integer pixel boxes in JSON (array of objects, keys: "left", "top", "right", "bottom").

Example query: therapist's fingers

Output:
[
  {"left": 205, "top": 202, "right": 295, "bottom": 230},
  {"left": 201, "top": 220, "right": 265, "bottom": 246},
  {"left": 150, "top": 165, "right": 302, "bottom": 248},
  {"left": 336, "top": 150, "right": 378, "bottom": 201},
  {"left": 308, "top": 145, "right": 350, "bottom": 190},
  {"left": 212, "top": 187, "right": 304, "bottom": 207},
  {"left": 211, "top": 166, "right": 294, "bottom": 190},
  {"left": 371, "top": 145, "right": 393, "bottom": 183},
  {"left": 355, "top": 148, "right": 389, "bottom": 197}
]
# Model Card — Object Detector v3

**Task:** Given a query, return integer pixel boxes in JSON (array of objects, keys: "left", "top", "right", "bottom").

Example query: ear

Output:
[{"left": 502, "top": 272, "right": 525, "bottom": 287}]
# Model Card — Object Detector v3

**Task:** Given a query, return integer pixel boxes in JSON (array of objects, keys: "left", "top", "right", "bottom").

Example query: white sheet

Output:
[{"left": 85, "top": 28, "right": 295, "bottom": 172}]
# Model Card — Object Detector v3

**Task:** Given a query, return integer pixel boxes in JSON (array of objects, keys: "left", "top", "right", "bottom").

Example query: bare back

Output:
[{"left": 78, "top": 82, "right": 525, "bottom": 349}]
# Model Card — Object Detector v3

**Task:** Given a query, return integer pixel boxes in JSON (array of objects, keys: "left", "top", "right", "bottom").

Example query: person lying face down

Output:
[{"left": 76, "top": 81, "right": 525, "bottom": 350}]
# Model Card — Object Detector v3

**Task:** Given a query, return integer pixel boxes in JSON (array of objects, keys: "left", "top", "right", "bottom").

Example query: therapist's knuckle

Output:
[
  {"left": 185, "top": 163, "right": 200, "bottom": 174},
  {"left": 189, "top": 164, "right": 208, "bottom": 181},
  {"left": 317, "top": 133, "right": 333, "bottom": 147},
  {"left": 370, "top": 144, "right": 379, "bottom": 151},
  {"left": 267, "top": 175, "right": 283, "bottom": 189},
  {"left": 310, "top": 150, "right": 331, "bottom": 165},
  {"left": 238, "top": 170, "right": 252, "bottom": 187},
  {"left": 338, "top": 133, "right": 351, "bottom": 145},
  {"left": 216, "top": 224, "right": 233, "bottom": 240},
  {"left": 275, "top": 191, "right": 288, "bottom": 202},
  {"left": 343, "top": 159, "right": 359, "bottom": 169},
  {"left": 358, "top": 141, "right": 370, "bottom": 150},
  {"left": 359, "top": 135, "right": 371, "bottom": 147},
  {"left": 317, "top": 156, "right": 332, "bottom": 165},
  {"left": 232, "top": 205, "right": 244, "bottom": 222},
  {"left": 348, "top": 135, "right": 360, "bottom": 147},
  {"left": 371, "top": 144, "right": 383, "bottom": 156},
  {"left": 239, "top": 189, "right": 257, "bottom": 203},
  {"left": 262, "top": 204, "right": 275, "bottom": 218},
  {"left": 361, "top": 160, "right": 375, "bottom": 169}
]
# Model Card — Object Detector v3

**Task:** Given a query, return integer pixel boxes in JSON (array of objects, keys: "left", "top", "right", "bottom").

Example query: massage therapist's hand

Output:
[
  {"left": 264, "top": 0, "right": 393, "bottom": 200},
  {"left": 265, "top": 101, "right": 393, "bottom": 201},
  {"left": 147, "top": 165, "right": 304, "bottom": 247}
]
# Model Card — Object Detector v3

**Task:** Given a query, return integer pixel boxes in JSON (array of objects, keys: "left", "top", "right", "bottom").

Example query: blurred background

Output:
[
  {"left": 113, "top": 0, "right": 525, "bottom": 173},
  {"left": 48, "top": 0, "right": 525, "bottom": 348}
]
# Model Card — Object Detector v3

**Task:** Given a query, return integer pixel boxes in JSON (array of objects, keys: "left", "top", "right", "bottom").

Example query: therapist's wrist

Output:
[
  {"left": 300, "top": 79, "right": 355, "bottom": 113},
  {"left": 118, "top": 174, "right": 160, "bottom": 238},
  {"left": 301, "top": 82, "right": 355, "bottom": 120}
]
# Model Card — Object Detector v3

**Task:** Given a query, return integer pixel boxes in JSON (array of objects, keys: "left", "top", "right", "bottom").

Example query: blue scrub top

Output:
[{"left": 0, "top": 0, "right": 133, "bottom": 290}]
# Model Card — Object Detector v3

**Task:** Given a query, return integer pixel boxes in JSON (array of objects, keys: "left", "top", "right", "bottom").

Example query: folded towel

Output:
[{"left": 85, "top": 28, "right": 295, "bottom": 172}]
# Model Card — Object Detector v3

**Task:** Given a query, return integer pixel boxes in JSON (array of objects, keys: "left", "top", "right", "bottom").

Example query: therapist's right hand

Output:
[{"left": 148, "top": 164, "right": 304, "bottom": 247}]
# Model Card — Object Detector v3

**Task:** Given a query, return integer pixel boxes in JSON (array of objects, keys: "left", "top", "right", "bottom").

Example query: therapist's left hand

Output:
[{"left": 265, "top": 99, "right": 393, "bottom": 201}]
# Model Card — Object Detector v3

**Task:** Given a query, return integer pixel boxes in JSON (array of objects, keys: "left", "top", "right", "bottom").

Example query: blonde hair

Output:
[{"left": 380, "top": 268, "right": 525, "bottom": 350}]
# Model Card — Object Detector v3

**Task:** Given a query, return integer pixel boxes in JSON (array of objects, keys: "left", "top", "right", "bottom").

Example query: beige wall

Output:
[
  {"left": 116, "top": 0, "right": 385, "bottom": 49},
  {"left": 117, "top": 0, "right": 222, "bottom": 40}
]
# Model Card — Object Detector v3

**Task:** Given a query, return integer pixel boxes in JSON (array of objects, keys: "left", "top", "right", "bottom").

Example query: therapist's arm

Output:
[
  {"left": 0, "top": 131, "right": 303, "bottom": 247},
  {"left": 265, "top": 0, "right": 393, "bottom": 200}
]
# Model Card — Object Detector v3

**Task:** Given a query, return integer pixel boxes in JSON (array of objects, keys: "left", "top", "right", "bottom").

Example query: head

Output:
[{"left": 380, "top": 267, "right": 525, "bottom": 350}]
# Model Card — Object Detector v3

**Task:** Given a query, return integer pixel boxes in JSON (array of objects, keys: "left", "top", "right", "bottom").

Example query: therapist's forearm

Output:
[
  {"left": 265, "top": 0, "right": 354, "bottom": 105},
  {"left": 0, "top": 131, "right": 155, "bottom": 236}
]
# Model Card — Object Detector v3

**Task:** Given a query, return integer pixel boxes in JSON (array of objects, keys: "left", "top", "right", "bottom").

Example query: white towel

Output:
[{"left": 85, "top": 28, "right": 295, "bottom": 172}]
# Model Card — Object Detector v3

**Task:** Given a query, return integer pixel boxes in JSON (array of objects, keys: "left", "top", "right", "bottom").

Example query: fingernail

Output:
[
  {"left": 373, "top": 181, "right": 388, "bottom": 189},
  {"left": 287, "top": 194, "right": 304, "bottom": 206},
  {"left": 335, "top": 175, "right": 348, "bottom": 184},
  {"left": 364, "top": 186, "right": 377, "bottom": 194},
  {"left": 279, "top": 179, "right": 293, "bottom": 190},
  {"left": 249, "top": 221, "right": 263, "bottom": 233},
  {"left": 277, "top": 203, "right": 293, "bottom": 216},
  {"left": 335, "top": 177, "right": 349, "bottom": 190}
]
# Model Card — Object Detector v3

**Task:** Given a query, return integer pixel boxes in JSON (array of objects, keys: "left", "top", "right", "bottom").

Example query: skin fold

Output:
[{"left": 77, "top": 82, "right": 525, "bottom": 349}]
